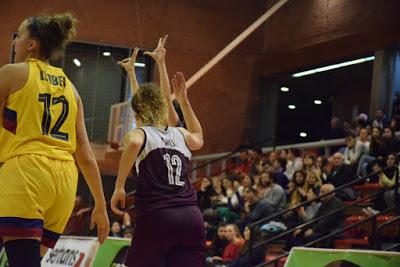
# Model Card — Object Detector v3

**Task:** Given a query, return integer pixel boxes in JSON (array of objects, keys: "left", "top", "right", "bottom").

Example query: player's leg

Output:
[
  {"left": 3, "top": 237, "right": 41, "bottom": 267},
  {"left": 125, "top": 208, "right": 179, "bottom": 267},
  {"left": 166, "top": 206, "right": 206, "bottom": 267},
  {"left": 0, "top": 155, "right": 56, "bottom": 266},
  {"left": 41, "top": 159, "right": 78, "bottom": 251}
]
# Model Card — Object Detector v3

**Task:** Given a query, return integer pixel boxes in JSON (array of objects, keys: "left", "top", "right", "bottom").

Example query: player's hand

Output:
[
  {"left": 111, "top": 188, "right": 126, "bottom": 216},
  {"left": 90, "top": 205, "right": 110, "bottom": 245},
  {"left": 118, "top": 47, "right": 140, "bottom": 73},
  {"left": 143, "top": 35, "right": 168, "bottom": 63},
  {"left": 171, "top": 72, "right": 188, "bottom": 104}
]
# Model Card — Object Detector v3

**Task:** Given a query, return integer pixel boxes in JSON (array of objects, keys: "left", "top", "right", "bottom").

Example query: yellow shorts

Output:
[{"left": 0, "top": 154, "right": 78, "bottom": 247}]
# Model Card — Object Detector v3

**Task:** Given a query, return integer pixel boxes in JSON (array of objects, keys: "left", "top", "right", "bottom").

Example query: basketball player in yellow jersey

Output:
[{"left": 0, "top": 13, "right": 109, "bottom": 266}]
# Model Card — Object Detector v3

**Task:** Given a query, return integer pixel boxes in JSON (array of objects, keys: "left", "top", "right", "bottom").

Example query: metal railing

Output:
[{"left": 248, "top": 161, "right": 400, "bottom": 267}]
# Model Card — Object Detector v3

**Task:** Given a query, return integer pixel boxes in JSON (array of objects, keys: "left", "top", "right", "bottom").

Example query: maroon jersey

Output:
[{"left": 134, "top": 126, "right": 197, "bottom": 217}]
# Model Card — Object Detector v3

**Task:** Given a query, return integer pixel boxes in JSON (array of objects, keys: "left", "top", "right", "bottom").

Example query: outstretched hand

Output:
[
  {"left": 171, "top": 72, "right": 188, "bottom": 104},
  {"left": 90, "top": 206, "right": 110, "bottom": 245},
  {"left": 143, "top": 35, "right": 168, "bottom": 63},
  {"left": 118, "top": 47, "right": 140, "bottom": 73}
]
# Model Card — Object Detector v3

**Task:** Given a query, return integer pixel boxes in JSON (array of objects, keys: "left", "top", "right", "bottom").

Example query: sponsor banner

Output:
[
  {"left": 92, "top": 237, "right": 131, "bottom": 267},
  {"left": 42, "top": 236, "right": 99, "bottom": 267},
  {"left": 285, "top": 247, "right": 400, "bottom": 267}
]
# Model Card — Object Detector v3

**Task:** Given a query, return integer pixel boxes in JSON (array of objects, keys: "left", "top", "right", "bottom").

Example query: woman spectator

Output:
[
  {"left": 110, "top": 221, "right": 122, "bottom": 237},
  {"left": 257, "top": 172, "right": 271, "bottom": 198},
  {"left": 343, "top": 132, "right": 367, "bottom": 172},
  {"left": 382, "top": 153, "right": 400, "bottom": 209},
  {"left": 357, "top": 127, "right": 384, "bottom": 177},
  {"left": 303, "top": 154, "right": 317, "bottom": 174},
  {"left": 222, "top": 178, "right": 243, "bottom": 213},
  {"left": 305, "top": 171, "right": 322, "bottom": 193},
  {"left": 297, "top": 187, "right": 322, "bottom": 223},
  {"left": 381, "top": 127, "right": 400, "bottom": 157},
  {"left": 288, "top": 170, "right": 308, "bottom": 208},
  {"left": 211, "top": 224, "right": 245, "bottom": 264},
  {"left": 198, "top": 177, "right": 214, "bottom": 211},
  {"left": 315, "top": 156, "right": 329, "bottom": 182},
  {"left": 211, "top": 177, "right": 228, "bottom": 208},
  {"left": 227, "top": 226, "right": 265, "bottom": 267},
  {"left": 237, "top": 175, "right": 254, "bottom": 196},
  {"left": 207, "top": 224, "right": 228, "bottom": 260}
]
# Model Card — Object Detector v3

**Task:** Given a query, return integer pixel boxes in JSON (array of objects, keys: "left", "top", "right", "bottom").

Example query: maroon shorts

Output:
[{"left": 125, "top": 205, "right": 205, "bottom": 267}]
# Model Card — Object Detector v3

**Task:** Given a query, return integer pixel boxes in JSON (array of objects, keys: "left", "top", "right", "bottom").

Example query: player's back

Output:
[
  {"left": 0, "top": 58, "right": 77, "bottom": 162},
  {"left": 134, "top": 126, "right": 197, "bottom": 217}
]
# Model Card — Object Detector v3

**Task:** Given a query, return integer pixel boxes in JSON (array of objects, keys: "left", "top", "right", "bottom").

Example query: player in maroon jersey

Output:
[{"left": 111, "top": 68, "right": 205, "bottom": 267}]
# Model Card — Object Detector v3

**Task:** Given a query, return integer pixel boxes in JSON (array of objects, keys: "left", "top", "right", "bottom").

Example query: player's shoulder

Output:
[
  {"left": 124, "top": 128, "right": 145, "bottom": 147},
  {"left": 0, "top": 62, "right": 28, "bottom": 77}
]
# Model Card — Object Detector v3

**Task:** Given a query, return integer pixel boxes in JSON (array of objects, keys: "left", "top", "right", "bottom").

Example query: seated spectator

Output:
[
  {"left": 315, "top": 156, "right": 329, "bottom": 182},
  {"left": 211, "top": 224, "right": 245, "bottom": 264},
  {"left": 234, "top": 150, "right": 254, "bottom": 175},
  {"left": 264, "top": 172, "right": 287, "bottom": 213},
  {"left": 297, "top": 186, "right": 322, "bottom": 223},
  {"left": 390, "top": 115, "right": 400, "bottom": 131},
  {"left": 237, "top": 175, "right": 254, "bottom": 196},
  {"left": 226, "top": 226, "right": 265, "bottom": 267},
  {"left": 198, "top": 177, "right": 214, "bottom": 211},
  {"left": 256, "top": 172, "right": 271, "bottom": 198},
  {"left": 305, "top": 170, "right": 322, "bottom": 193},
  {"left": 381, "top": 127, "right": 400, "bottom": 157},
  {"left": 327, "top": 153, "right": 356, "bottom": 201},
  {"left": 288, "top": 170, "right": 307, "bottom": 208},
  {"left": 240, "top": 187, "right": 273, "bottom": 230},
  {"left": 357, "top": 127, "right": 384, "bottom": 177},
  {"left": 285, "top": 148, "right": 303, "bottom": 180},
  {"left": 63, "top": 196, "right": 91, "bottom": 236},
  {"left": 207, "top": 224, "right": 228, "bottom": 259},
  {"left": 365, "top": 155, "right": 400, "bottom": 215},
  {"left": 222, "top": 177, "right": 243, "bottom": 213},
  {"left": 303, "top": 154, "right": 317, "bottom": 174},
  {"left": 343, "top": 132, "right": 367, "bottom": 171},
  {"left": 271, "top": 158, "right": 289, "bottom": 189},
  {"left": 372, "top": 108, "right": 389, "bottom": 129},
  {"left": 382, "top": 153, "right": 400, "bottom": 208},
  {"left": 358, "top": 128, "right": 370, "bottom": 152},
  {"left": 123, "top": 228, "right": 133, "bottom": 239},
  {"left": 210, "top": 176, "right": 228, "bottom": 208},
  {"left": 110, "top": 221, "right": 122, "bottom": 237},
  {"left": 293, "top": 184, "right": 345, "bottom": 247}
]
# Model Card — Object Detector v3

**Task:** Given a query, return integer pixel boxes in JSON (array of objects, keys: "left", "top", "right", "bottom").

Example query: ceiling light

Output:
[
  {"left": 73, "top": 58, "right": 81, "bottom": 67},
  {"left": 134, "top": 62, "right": 145, "bottom": 68},
  {"left": 314, "top": 100, "right": 322, "bottom": 105},
  {"left": 280, "top": 87, "right": 289, "bottom": 92},
  {"left": 300, "top": 132, "right": 307, "bottom": 138},
  {"left": 288, "top": 105, "right": 296, "bottom": 110},
  {"left": 292, "top": 56, "right": 375, "bottom": 78},
  {"left": 102, "top": 51, "right": 111, "bottom": 56}
]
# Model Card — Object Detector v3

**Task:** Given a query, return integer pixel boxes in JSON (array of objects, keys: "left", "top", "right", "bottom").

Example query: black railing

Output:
[
  {"left": 375, "top": 215, "right": 400, "bottom": 250},
  {"left": 248, "top": 158, "right": 400, "bottom": 267}
]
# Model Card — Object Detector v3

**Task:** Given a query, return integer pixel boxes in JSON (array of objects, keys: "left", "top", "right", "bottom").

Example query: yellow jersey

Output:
[{"left": 0, "top": 58, "right": 77, "bottom": 162}]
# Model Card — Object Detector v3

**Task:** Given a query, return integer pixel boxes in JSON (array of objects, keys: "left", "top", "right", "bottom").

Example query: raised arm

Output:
[
  {"left": 172, "top": 72, "right": 204, "bottom": 150},
  {"left": 73, "top": 88, "right": 110, "bottom": 244},
  {"left": 144, "top": 36, "right": 180, "bottom": 126},
  {"left": 111, "top": 129, "right": 145, "bottom": 215},
  {"left": 118, "top": 47, "right": 140, "bottom": 96}
]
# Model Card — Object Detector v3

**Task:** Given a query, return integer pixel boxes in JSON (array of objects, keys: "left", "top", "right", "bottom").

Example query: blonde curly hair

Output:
[{"left": 131, "top": 83, "right": 167, "bottom": 126}]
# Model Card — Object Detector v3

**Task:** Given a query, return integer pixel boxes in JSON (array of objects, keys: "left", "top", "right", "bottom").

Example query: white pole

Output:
[{"left": 185, "top": 0, "right": 290, "bottom": 89}]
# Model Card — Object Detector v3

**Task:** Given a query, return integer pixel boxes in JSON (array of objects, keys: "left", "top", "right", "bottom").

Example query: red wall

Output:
[
  {"left": 261, "top": 0, "right": 400, "bottom": 76},
  {"left": 0, "top": 0, "right": 265, "bottom": 157}
]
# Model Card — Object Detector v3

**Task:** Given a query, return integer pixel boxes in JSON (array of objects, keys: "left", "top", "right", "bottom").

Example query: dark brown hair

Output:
[{"left": 27, "top": 13, "right": 77, "bottom": 60}]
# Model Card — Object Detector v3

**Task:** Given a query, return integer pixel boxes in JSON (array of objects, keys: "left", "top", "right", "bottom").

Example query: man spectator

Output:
[
  {"left": 271, "top": 158, "right": 289, "bottom": 189},
  {"left": 294, "top": 184, "right": 345, "bottom": 247},
  {"left": 326, "top": 117, "right": 346, "bottom": 140},
  {"left": 263, "top": 172, "right": 287, "bottom": 213},
  {"left": 327, "top": 153, "right": 356, "bottom": 200},
  {"left": 239, "top": 187, "right": 273, "bottom": 230},
  {"left": 372, "top": 108, "right": 389, "bottom": 128}
]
